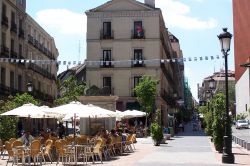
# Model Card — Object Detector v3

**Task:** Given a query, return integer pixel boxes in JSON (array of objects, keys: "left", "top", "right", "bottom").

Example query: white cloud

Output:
[
  {"left": 156, "top": 0, "right": 217, "bottom": 30},
  {"left": 192, "top": 0, "right": 204, "bottom": 2},
  {"left": 35, "top": 9, "right": 86, "bottom": 36}
]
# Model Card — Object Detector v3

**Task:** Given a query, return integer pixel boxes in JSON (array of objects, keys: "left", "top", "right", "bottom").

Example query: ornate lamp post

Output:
[
  {"left": 27, "top": 82, "right": 33, "bottom": 93},
  {"left": 218, "top": 28, "right": 234, "bottom": 163}
]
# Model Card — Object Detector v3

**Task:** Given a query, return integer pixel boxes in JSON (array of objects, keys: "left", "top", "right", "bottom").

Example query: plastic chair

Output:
[
  {"left": 54, "top": 140, "right": 73, "bottom": 164},
  {"left": 92, "top": 139, "right": 103, "bottom": 164},
  {"left": 29, "top": 140, "right": 42, "bottom": 165},
  {"left": 0, "top": 139, "right": 6, "bottom": 159},
  {"left": 39, "top": 139, "right": 53, "bottom": 164}
]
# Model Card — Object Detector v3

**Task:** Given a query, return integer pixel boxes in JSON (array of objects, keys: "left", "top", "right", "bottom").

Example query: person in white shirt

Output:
[{"left": 19, "top": 131, "right": 34, "bottom": 146}]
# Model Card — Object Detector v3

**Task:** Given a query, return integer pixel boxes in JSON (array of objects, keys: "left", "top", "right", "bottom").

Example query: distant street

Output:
[{"left": 232, "top": 126, "right": 250, "bottom": 142}]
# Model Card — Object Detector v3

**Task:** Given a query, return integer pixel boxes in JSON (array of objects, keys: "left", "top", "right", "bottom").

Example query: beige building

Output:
[
  {"left": 85, "top": 0, "right": 184, "bottom": 126},
  {"left": 0, "top": 0, "right": 58, "bottom": 103}
]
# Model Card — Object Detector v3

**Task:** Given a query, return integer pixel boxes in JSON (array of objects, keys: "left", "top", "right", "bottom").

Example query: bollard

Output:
[{"left": 246, "top": 142, "right": 250, "bottom": 150}]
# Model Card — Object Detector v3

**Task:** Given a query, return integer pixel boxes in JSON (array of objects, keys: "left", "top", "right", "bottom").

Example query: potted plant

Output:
[
  {"left": 151, "top": 122, "right": 163, "bottom": 146},
  {"left": 150, "top": 109, "right": 163, "bottom": 146}
]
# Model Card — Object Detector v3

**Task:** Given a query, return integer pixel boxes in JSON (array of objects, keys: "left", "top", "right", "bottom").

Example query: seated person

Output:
[
  {"left": 163, "top": 126, "right": 169, "bottom": 134},
  {"left": 19, "top": 131, "right": 34, "bottom": 146},
  {"left": 39, "top": 129, "right": 49, "bottom": 144}
]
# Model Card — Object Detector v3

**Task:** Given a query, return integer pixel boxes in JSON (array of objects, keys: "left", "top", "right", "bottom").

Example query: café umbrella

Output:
[
  {"left": 0, "top": 103, "right": 52, "bottom": 118},
  {"left": 121, "top": 110, "right": 146, "bottom": 119},
  {"left": 49, "top": 101, "right": 116, "bottom": 138}
]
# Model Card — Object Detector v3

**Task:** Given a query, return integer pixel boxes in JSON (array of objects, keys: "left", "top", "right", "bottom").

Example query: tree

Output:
[
  {"left": 0, "top": 93, "right": 39, "bottom": 141},
  {"left": 55, "top": 76, "right": 86, "bottom": 105},
  {"left": 151, "top": 109, "right": 163, "bottom": 146},
  {"left": 133, "top": 75, "right": 159, "bottom": 127},
  {"left": 198, "top": 105, "right": 213, "bottom": 136},
  {"left": 212, "top": 93, "right": 226, "bottom": 152}
]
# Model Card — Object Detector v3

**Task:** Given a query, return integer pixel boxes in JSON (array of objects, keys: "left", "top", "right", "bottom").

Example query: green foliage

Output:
[
  {"left": 236, "top": 113, "right": 248, "bottom": 120},
  {"left": 150, "top": 109, "right": 163, "bottom": 145},
  {"left": 198, "top": 105, "right": 213, "bottom": 136},
  {"left": 55, "top": 76, "right": 86, "bottom": 105},
  {"left": 212, "top": 93, "right": 226, "bottom": 152},
  {"left": 133, "top": 76, "right": 159, "bottom": 114},
  {"left": 0, "top": 93, "right": 39, "bottom": 141}
]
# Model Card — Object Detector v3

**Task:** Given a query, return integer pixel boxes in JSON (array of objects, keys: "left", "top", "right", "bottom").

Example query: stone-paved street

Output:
[{"left": 0, "top": 123, "right": 249, "bottom": 166}]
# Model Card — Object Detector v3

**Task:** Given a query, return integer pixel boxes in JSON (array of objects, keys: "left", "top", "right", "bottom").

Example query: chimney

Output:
[{"left": 144, "top": 0, "right": 155, "bottom": 8}]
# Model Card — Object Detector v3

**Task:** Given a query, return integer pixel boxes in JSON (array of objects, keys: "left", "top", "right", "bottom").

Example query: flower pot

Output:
[{"left": 153, "top": 140, "right": 160, "bottom": 146}]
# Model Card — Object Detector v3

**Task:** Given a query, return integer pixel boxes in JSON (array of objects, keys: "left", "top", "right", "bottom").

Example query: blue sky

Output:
[{"left": 26, "top": 0, "right": 233, "bottom": 100}]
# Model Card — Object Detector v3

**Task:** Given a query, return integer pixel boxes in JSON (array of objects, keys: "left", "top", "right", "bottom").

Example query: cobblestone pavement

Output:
[{"left": 0, "top": 123, "right": 249, "bottom": 166}]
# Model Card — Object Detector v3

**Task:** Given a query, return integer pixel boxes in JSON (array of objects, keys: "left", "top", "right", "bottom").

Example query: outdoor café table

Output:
[
  {"left": 66, "top": 143, "right": 94, "bottom": 165},
  {"left": 13, "top": 145, "right": 31, "bottom": 165}
]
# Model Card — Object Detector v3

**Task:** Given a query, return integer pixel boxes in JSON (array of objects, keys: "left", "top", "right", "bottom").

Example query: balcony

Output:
[
  {"left": 100, "top": 60, "right": 113, "bottom": 68},
  {"left": 160, "top": 63, "right": 175, "bottom": 86},
  {"left": 1, "top": 15, "right": 8, "bottom": 28},
  {"left": 34, "top": 39, "right": 39, "bottom": 48},
  {"left": 10, "top": 22, "right": 17, "bottom": 33},
  {"left": 28, "top": 63, "right": 56, "bottom": 80},
  {"left": 132, "top": 59, "right": 145, "bottom": 67},
  {"left": 161, "top": 90, "right": 176, "bottom": 108},
  {"left": 1, "top": 45, "right": 9, "bottom": 58},
  {"left": 33, "top": 89, "right": 54, "bottom": 103},
  {"left": 10, "top": 50, "right": 18, "bottom": 59},
  {"left": 0, "top": 83, "right": 22, "bottom": 96},
  {"left": 18, "top": 28, "right": 25, "bottom": 39},
  {"left": 27, "top": 35, "right": 34, "bottom": 44},
  {"left": 100, "top": 86, "right": 114, "bottom": 96},
  {"left": 100, "top": 29, "right": 114, "bottom": 40},
  {"left": 131, "top": 29, "right": 145, "bottom": 39}
]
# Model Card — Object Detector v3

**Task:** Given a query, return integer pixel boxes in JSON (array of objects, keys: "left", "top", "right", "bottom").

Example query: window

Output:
[
  {"left": 38, "top": 81, "right": 41, "bottom": 91},
  {"left": 1, "top": 32, "right": 6, "bottom": 46},
  {"left": 18, "top": 75, "right": 22, "bottom": 91},
  {"left": 103, "top": 77, "right": 111, "bottom": 88},
  {"left": 10, "top": 71, "right": 14, "bottom": 89},
  {"left": 1, "top": 68, "right": 6, "bottom": 85},
  {"left": 19, "top": 19, "right": 23, "bottom": 29},
  {"left": 103, "top": 22, "right": 111, "bottom": 38},
  {"left": 2, "top": 4, "right": 6, "bottom": 16},
  {"left": 11, "top": 11, "right": 15, "bottom": 24},
  {"left": 134, "top": 49, "right": 143, "bottom": 60},
  {"left": 19, "top": 44, "right": 22, "bottom": 57},
  {"left": 103, "top": 50, "right": 111, "bottom": 61},
  {"left": 11, "top": 39, "right": 14, "bottom": 52},
  {"left": 134, "top": 76, "right": 141, "bottom": 88},
  {"left": 134, "top": 21, "right": 144, "bottom": 38}
]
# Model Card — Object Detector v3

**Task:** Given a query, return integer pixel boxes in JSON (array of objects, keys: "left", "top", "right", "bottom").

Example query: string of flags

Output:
[{"left": 0, "top": 55, "right": 224, "bottom": 66}]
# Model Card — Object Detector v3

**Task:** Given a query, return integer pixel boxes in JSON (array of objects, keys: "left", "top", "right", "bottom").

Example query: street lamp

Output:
[
  {"left": 218, "top": 28, "right": 234, "bottom": 163},
  {"left": 27, "top": 82, "right": 33, "bottom": 93},
  {"left": 208, "top": 77, "right": 215, "bottom": 90}
]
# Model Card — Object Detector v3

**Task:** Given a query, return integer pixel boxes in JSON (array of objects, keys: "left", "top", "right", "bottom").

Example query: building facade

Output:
[
  {"left": 85, "top": 0, "right": 184, "bottom": 126},
  {"left": 233, "top": 0, "right": 250, "bottom": 119},
  {"left": 198, "top": 71, "right": 235, "bottom": 113},
  {"left": 0, "top": 0, "right": 58, "bottom": 103}
]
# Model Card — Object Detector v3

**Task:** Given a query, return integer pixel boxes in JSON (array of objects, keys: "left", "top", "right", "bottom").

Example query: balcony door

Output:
[
  {"left": 10, "top": 71, "right": 14, "bottom": 89},
  {"left": 103, "top": 50, "right": 111, "bottom": 61},
  {"left": 1, "top": 67, "right": 6, "bottom": 85},
  {"left": 103, "top": 77, "right": 111, "bottom": 88},
  {"left": 134, "top": 76, "right": 141, "bottom": 88},
  {"left": 134, "top": 21, "right": 143, "bottom": 38},
  {"left": 103, "top": 22, "right": 111, "bottom": 38},
  {"left": 134, "top": 49, "right": 143, "bottom": 60}
]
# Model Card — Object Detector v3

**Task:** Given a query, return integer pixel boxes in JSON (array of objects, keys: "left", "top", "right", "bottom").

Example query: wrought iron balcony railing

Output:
[{"left": 1, "top": 16, "right": 8, "bottom": 28}]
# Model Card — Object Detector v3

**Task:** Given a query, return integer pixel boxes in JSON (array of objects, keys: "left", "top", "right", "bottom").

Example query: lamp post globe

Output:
[
  {"left": 27, "top": 82, "right": 33, "bottom": 93},
  {"left": 208, "top": 77, "right": 215, "bottom": 90},
  {"left": 218, "top": 28, "right": 234, "bottom": 164}
]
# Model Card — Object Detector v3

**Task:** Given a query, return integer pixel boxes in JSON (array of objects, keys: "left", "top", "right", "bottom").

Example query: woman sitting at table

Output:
[
  {"left": 39, "top": 129, "right": 49, "bottom": 144},
  {"left": 19, "top": 131, "right": 34, "bottom": 146}
]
